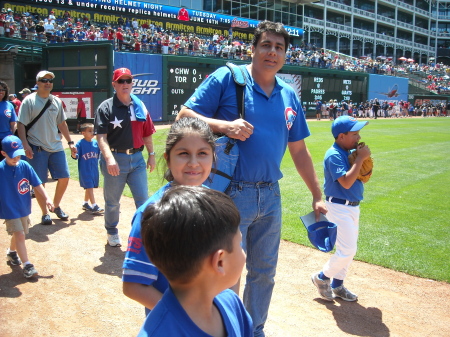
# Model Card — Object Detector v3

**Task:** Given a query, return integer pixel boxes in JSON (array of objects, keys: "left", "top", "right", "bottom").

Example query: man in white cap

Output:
[{"left": 17, "top": 70, "right": 77, "bottom": 225}]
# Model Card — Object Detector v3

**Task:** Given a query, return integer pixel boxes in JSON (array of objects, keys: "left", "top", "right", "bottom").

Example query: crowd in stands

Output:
[
  {"left": 316, "top": 99, "right": 449, "bottom": 120},
  {"left": 3, "top": 6, "right": 450, "bottom": 95}
]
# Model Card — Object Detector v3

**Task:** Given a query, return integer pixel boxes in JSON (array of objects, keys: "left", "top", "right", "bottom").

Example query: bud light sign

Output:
[{"left": 114, "top": 52, "right": 163, "bottom": 121}]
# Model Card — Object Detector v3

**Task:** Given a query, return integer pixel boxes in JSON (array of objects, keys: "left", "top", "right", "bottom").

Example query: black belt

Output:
[
  {"left": 110, "top": 146, "right": 144, "bottom": 155},
  {"left": 326, "top": 196, "right": 360, "bottom": 207}
]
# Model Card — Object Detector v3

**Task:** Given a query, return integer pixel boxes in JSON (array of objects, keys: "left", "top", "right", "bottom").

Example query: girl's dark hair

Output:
[
  {"left": 252, "top": 21, "right": 290, "bottom": 52},
  {"left": 163, "top": 117, "right": 215, "bottom": 182},
  {"left": 0, "top": 80, "right": 9, "bottom": 101}
]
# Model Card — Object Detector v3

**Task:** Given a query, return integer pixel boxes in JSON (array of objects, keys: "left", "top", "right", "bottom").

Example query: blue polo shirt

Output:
[
  {"left": 184, "top": 65, "right": 310, "bottom": 183},
  {"left": 323, "top": 143, "right": 364, "bottom": 202}
]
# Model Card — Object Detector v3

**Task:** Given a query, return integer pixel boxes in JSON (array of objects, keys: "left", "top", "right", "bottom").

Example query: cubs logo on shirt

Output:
[
  {"left": 4, "top": 108, "right": 12, "bottom": 118},
  {"left": 284, "top": 107, "right": 297, "bottom": 130},
  {"left": 18, "top": 178, "right": 30, "bottom": 195}
]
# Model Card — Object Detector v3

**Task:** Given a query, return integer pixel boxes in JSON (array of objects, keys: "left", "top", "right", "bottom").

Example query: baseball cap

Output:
[
  {"left": 36, "top": 70, "right": 55, "bottom": 81},
  {"left": 332, "top": 116, "right": 368, "bottom": 138},
  {"left": 1, "top": 135, "right": 26, "bottom": 158},
  {"left": 112, "top": 68, "right": 133, "bottom": 82},
  {"left": 31, "top": 85, "right": 38, "bottom": 91},
  {"left": 19, "top": 88, "right": 31, "bottom": 94}
]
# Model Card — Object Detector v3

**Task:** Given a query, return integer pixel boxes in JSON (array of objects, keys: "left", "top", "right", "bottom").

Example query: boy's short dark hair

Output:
[
  {"left": 80, "top": 123, "right": 94, "bottom": 132},
  {"left": 141, "top": 186, "right": 240, "bottom": 284},
  {"left": 252, "top": 20, "right": 290, "bottom": 52}
]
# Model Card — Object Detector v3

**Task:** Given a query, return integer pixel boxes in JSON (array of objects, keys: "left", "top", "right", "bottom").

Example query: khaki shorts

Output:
[{"left": 5, "top": 217, "right": 31, "bottom": 235}]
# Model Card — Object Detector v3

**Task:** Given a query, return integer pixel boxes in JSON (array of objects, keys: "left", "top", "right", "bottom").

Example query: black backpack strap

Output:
[
  {"left": 226, "top": 62, "right": 246, "bottom": 119},
  {"left": 25, "top": 97, "right": 53, "bottom": 132}
]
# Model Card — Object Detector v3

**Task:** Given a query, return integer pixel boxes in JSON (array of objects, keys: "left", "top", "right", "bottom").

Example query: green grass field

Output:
[{"left": 67, "top": 118, "right": 450, "bottom": 282}]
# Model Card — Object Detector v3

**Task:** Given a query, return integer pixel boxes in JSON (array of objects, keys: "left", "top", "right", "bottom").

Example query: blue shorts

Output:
[{"left": 27, "top": 144, "right": 70, "bottom": 183}]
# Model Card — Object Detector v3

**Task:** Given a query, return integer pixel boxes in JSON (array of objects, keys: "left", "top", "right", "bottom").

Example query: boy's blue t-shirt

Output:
[
  {"left": 0, "top": 160, "right": 42, "bottom": 219},
  {"left": 184, "top": 65, "right": 310, "bottom": 183},
  {"left": 323, "top": 143, "right": 364, "bottom": 201},
  {"left": 137, "top": 288, "right": 253, "bottom": 337},
  {"left": 74, "top": 138, "right": 100, "bottom": 189}
]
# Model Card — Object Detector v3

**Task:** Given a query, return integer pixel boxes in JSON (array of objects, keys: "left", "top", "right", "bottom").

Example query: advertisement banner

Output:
[
  {"left": 53, "top": 91, "right": 93, "bottom": 119},
  {"left": 9, "top": 0, "right": 303, "bottom": 38},
  {"left": 368, "top": 74, "right": 408, "bottom": 103},
  {"left": 113, "top": 52, "right": 163, "bottom": 121}
]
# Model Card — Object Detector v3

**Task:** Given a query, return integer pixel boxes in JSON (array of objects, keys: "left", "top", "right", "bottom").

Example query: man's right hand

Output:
[
  {"left": 106, "top": 157, "right": 120, "bottom": 176},
  {"left": 226, "top": 119, "right": 254, "bottom": 141}
]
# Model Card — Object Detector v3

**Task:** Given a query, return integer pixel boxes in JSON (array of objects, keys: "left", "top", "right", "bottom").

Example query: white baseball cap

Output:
[{"left": 36, "top": 70, "right": 55, "bottom": 81}]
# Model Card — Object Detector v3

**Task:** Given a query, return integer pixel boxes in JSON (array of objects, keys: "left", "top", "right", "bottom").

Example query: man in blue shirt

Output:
[{"left": 178, "top": 21, "right": 326, "bottom": 337}]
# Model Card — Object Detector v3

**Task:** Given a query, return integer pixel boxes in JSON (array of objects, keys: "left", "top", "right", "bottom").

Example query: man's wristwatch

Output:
[
  {"left": 68, "top": 141, "right": 74, "bottom": 145},
  {"left": 149, "top": 151, "right": 155, "bottom": 156}
]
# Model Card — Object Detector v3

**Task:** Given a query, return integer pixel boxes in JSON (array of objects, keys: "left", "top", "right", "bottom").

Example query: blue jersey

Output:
[
  {"left": 122, "top": 182, "right": 172, "bottom": 308},
  {"left": 184, "top": 65, "right": 310, "bottom": 183},
  {"left": 0, "top": 160, "right": 42, "bottom": 219},
  {"left": 73, "top": 139, "right": 100, "bottom": 189},
  {"left": 323, "top": 143, "right": 364, "bottom": 201},
  {"left": 0, "top": 101, "right": 16, "bottom": 139},
  {"left": 137, "top": 288, "right": 253, "bottom": 337}
]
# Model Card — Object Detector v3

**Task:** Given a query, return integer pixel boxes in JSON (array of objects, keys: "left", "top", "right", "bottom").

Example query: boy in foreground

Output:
[
  {"left": 1, "top": 135, "right": 54, "bottom": 278},
  {"left": 138, "top": 186, "right": 253, "bottom": 336},
  {"left": 312, "top": 116, "right": 371, "bottom": 301}
]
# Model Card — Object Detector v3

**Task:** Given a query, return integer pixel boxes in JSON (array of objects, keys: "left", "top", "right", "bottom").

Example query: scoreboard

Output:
[{"left": 167, "top": 66, "right": 219, "bottom": 119}]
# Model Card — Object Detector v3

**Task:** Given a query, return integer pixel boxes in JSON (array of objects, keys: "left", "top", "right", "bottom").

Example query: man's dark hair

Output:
[
  {"left": 252, "top": 21, "right": 290, "bottom": 52},
  {"left": 0, "top": 80, "right": 9, "bottom": 101},
  {"left": 141, "top": 186, "right": 240, "bottom": 284}
]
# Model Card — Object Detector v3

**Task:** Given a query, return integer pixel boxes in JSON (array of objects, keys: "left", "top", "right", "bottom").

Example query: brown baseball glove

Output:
[{"left": 348, "top": 142, "right": 373, "bottom": 183}]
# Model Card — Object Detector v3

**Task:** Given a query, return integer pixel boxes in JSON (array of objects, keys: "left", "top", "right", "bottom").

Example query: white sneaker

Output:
[{"left": 107, "top": 234, "right": 122, "bottom": 247}]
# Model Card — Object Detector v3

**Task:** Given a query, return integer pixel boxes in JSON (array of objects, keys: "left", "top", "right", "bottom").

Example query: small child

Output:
[
  {"left": 71, "top": 123, "right": 103, "bottom": 214},
  {"left": 311, "top": 116, "right": 371, "bottom": 301},
  {"left": 1, "top": 135, "right": 54, "bottom": 278},
  {"left": 138, "top": 186, "right": 253, "bottom": 336}
]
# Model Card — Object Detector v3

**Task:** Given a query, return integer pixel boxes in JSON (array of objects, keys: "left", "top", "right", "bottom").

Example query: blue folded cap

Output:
[{"left": 304, "top": 221, "right": 337, "bottom": 253}]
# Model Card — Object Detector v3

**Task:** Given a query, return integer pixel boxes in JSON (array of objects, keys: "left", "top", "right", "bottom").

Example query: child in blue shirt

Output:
[
  {"left": 311, "top": 116, "right": 371, "bottom": 301},
  {"left": 1, "top": 136, "right": 54, "bottom": 278},
  {"left": 122, "top": 117, "right": 215, "bottom": 314},
  {"left": 71, "top": 123, "right": 103, "bottom": 214},
  {"left": 137, "top": 186, "right": 252, "bottom": 337}
]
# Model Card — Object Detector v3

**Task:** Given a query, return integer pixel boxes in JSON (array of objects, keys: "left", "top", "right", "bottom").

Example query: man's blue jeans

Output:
[
  {"left": 227, "top": 181, "right": 282, "bottom": 337},
  {"left": 100, "top": 152, "right": 148, "bottom": 235}
]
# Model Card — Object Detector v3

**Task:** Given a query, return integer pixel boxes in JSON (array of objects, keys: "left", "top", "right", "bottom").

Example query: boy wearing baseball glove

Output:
[{"left": 311, "top": 116, "right": 371, "bottom": 301}]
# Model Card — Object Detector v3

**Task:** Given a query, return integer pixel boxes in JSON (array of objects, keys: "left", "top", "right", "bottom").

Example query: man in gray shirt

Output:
[{"left": 17, "top": 70, "right": 77, "bottom": 225}]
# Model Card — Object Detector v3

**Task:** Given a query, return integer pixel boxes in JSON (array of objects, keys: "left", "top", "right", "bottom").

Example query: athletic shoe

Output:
[
  {"left": 82, "top": 203, "right": 93, "bottom": 212},
  {"left": 107, "top": 234, "right": 122, "bottom": 247},
  {"left": 332, "top": 285, "right": 358, "bottom": 302},
  {"left": 311, "top": 272, "right": 334, "bottom": 301},
  {"left": 53, "top": 207, "right": 69, "bottom": 220},
  {"left": 6, "top": 250, "right": 22, "bottom": 266},
  {"left": 41, "top": 214, "right": 52, "bottom": 225},
  {"left": 91, "top": 205, "right": 104, "bottom": 214},
  {"left": 23, "top": 263, "right": 38, "bottom": 278}
]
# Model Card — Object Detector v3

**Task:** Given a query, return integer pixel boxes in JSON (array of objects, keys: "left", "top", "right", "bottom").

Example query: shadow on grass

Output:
[{"left": 314, "top": 298, "right": 390, "bottom": 337}]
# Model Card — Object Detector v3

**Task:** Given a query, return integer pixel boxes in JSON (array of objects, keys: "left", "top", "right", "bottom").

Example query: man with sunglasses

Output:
[
  {"left": 94, "top": 68, "right": 156, "bottom": 247},
  {"left": 17, "top": 70, "right": 77, "bottom": 226}
]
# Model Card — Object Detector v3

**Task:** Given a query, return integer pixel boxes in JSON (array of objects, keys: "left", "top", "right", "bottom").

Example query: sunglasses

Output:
[
  {"left": 116, "top": 78, "right": 133, "bottom": 84},
  {"left": 0, "top": 88, "right": 6, "bottom": 92},
  {"left": 39, "top": 78, "right": 54, "bottom": 83}
]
